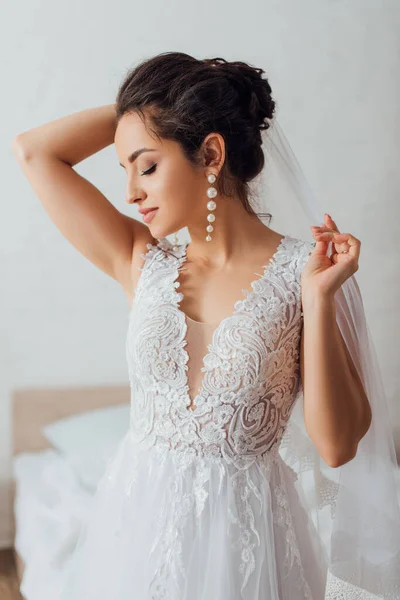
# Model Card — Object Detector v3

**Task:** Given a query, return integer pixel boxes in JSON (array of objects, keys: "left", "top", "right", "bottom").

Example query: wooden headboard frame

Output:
[{"left": 12, "top": 384, "right": 130, "bottom": 455}]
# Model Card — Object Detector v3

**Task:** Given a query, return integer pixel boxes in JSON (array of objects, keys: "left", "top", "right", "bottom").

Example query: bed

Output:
[{"left": 11, "top": 385, "right": 130, "bottom": 600}]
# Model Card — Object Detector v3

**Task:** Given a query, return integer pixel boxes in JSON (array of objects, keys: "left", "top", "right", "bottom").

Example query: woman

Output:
[{"left": 13, "top": 52, "right": 397, "bottom": 599}]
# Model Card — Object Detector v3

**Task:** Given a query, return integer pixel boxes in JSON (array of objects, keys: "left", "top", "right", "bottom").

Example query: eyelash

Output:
[{"left": 141, "top": 163, "right": 157, "bottom": 176}]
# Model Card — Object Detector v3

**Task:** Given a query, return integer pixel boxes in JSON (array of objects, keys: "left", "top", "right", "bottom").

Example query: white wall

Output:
[{"left": 1, "top": 0, "right": 399, "bottom": 547}]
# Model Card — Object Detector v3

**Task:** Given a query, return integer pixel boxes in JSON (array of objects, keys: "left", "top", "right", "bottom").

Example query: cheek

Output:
[{"left": 158, "top": 169, "right": 198, "bottom": 211}]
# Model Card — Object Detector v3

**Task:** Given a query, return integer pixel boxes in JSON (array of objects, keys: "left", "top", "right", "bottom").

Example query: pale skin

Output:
[{"left": 12, "top": 103, "right": 371, "bottom": 468}]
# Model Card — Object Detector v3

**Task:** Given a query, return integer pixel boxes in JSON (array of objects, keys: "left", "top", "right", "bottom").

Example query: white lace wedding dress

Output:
[{"left": 60, "top": 234, "right": 329, "bottom": 600}]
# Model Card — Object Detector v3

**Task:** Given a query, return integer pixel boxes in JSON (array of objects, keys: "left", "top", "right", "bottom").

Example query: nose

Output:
[
  {"left": 125, "top": 189, "right": 146, "bottom": 205},
  {"left": 125, "top": 171, "right": 147, "bottom": 205}
]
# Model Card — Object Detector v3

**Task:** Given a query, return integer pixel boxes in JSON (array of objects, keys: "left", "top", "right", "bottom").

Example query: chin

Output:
[{"left": 149, "top": 222, "right": 179, "bottom": 240}]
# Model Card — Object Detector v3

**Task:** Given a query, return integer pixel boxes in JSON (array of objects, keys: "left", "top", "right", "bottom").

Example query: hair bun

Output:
[{"left": 203, "top": 57, "right": 276, "bottom": 129}]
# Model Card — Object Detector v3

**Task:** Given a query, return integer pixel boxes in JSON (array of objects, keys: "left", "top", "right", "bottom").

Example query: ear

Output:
[{"left": 201, "top": 132, "right": 226, "bottom": 170}]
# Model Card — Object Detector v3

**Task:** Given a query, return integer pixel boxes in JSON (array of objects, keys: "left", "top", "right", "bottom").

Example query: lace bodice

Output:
[{"left": 126, "top": 234, "right": 315, "bottom": 471}]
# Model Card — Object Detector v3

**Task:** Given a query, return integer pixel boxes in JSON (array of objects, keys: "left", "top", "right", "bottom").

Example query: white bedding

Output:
[
  {"left": 13, "top": 403, "right": 131, "bottom": 600},
  {"left": 13, "top": 449, "right": 93, "bottom": 599}
]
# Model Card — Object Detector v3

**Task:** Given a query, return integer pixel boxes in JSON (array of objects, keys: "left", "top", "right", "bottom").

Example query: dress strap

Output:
[{"left": 134, "top": 238, "right": 187, "bottom": 300}]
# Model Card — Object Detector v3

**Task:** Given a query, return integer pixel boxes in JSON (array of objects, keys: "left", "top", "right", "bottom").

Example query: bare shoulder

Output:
[{"left": 116, "top": 215, "right": 158, "bottom": 308}]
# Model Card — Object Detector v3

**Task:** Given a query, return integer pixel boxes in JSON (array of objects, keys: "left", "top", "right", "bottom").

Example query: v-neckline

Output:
[{"left": 171, "top": 234, "right": 289, "bottom": 413}]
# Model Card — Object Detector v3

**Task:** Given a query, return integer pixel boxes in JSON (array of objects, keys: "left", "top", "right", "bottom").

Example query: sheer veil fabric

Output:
[{"left": 256, "top": 118, "right": 400, "bottom": 598}]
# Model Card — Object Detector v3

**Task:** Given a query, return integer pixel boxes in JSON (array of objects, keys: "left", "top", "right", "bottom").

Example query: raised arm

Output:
[{"left": 12, "top": 104, "right": 156, "bottom": 303}]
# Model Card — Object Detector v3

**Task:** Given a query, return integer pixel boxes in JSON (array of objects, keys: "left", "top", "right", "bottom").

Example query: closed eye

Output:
[{"left": 141, "top": 164, "right": 157, "bottom": 176}]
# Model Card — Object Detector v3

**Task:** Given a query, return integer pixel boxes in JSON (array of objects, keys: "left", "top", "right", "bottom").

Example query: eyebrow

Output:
[{"left": 119, "top": 147, "right": 157, "bottom": 168}]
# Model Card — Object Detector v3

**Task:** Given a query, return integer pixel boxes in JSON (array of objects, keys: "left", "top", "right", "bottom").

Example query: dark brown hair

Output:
[{"left": 115, "top": 52, "right": 275, "bottom": 222}]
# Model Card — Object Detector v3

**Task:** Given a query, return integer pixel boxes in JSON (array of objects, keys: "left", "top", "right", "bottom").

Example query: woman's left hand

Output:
[{"left": 302, "top": 213, "right": 361, "bottom": 298}]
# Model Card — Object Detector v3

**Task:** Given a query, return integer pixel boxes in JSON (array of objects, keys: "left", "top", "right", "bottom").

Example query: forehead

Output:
[{"left": 115, "top": 112, "right": 160, "bottom": 150}]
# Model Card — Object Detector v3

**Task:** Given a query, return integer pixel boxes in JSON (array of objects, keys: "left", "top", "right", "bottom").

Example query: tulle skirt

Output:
[{"left": 59, "top": 431, "right": 328, "bottom": 599}]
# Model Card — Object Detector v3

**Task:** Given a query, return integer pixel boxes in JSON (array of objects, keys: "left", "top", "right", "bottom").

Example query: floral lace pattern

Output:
[
  {"left": 127, "top": 235, "right": 314, "bottom": 467},
  {"left": 124, "top": 234, "right": 317, "bottom": 598}
]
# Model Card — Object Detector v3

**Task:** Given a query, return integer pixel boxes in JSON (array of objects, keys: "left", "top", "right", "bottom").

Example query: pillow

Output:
[{"left": 42, "top": 404, "right": 130, "bottom": 492}]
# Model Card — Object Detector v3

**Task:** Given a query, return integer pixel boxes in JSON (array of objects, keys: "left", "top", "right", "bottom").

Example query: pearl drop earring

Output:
[{"left": 206, "top": 173, "right": 217, "bottom": 242}]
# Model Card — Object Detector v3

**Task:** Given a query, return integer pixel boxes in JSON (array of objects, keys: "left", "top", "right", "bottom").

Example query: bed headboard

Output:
[{"left": 12, "top": 384, "right": 130, "bottom": 455}]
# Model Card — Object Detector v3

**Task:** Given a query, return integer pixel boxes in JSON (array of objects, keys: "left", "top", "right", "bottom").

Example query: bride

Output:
[{"left": 13, "top": 51, "right": 400, "bottom": 599}]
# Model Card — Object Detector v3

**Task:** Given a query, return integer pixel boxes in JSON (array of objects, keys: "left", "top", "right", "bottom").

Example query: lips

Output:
[
  {"left": 139, "top": 207, "right": 158, "bottom": 215},
  {"left": 142, "top": 208, "right": 158, "bottom": 224}
]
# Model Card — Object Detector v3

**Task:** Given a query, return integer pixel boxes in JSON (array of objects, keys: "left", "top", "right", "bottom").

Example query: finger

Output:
[
  {"left": 314, "top": 232, "right": 361, "bottom": 261},
  {"left": 312, "top": 238, "right": 330, "bottom": 255},
  {"left": 324, "top": 213, "right": 341, "bottom": 233},
  {"left": 311, "top": 225, "right": 332, "bottom": 232},
  {"left": 315, "top": 232, "right": 351, "bottom": 242},
  {"left": 311, "top": 214, "right": 339, "bottom": 235},
  {"left": 313, "top": 232, "right": 347, "bottom": 258},
  {"left": 310, "top": 225, "right": 335, "bottom": 238},
  {"left": 311, "top": 225, "right": 338, "bottom": 247}
]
